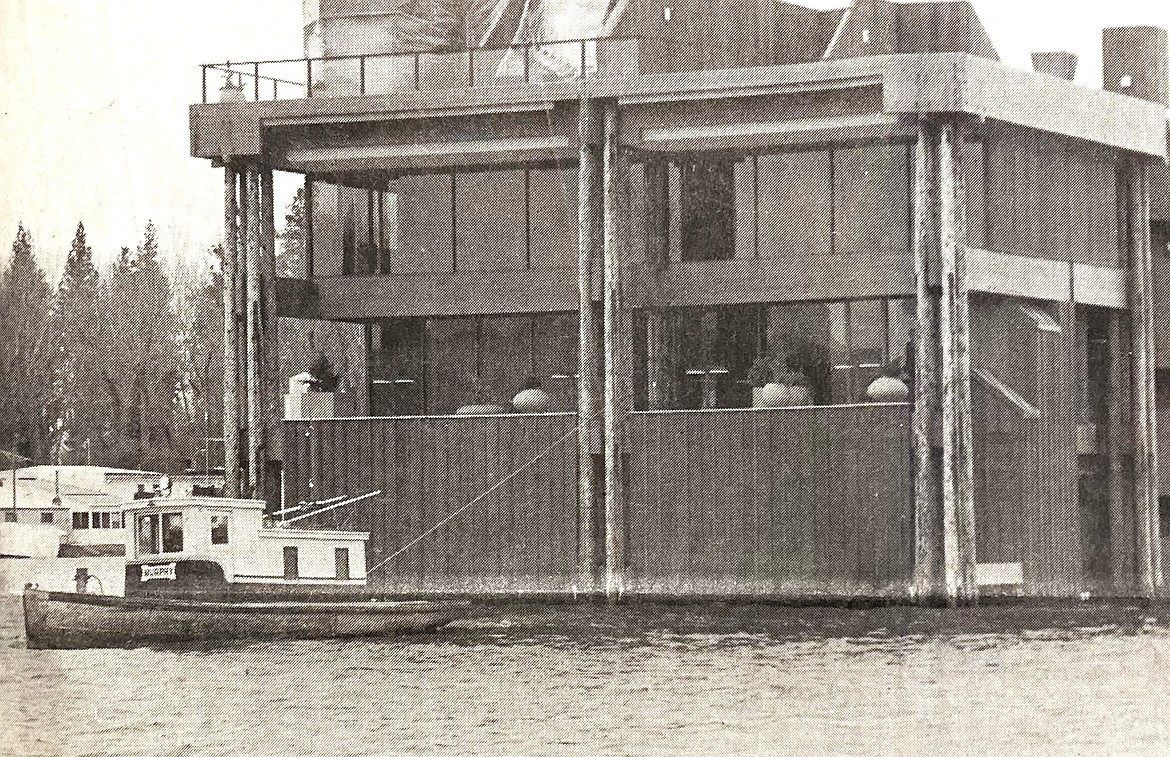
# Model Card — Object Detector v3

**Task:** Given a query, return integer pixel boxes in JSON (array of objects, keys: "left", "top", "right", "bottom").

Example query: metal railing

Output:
[{"left": 200, "top": 36, "right": 640, "bottom": 104}]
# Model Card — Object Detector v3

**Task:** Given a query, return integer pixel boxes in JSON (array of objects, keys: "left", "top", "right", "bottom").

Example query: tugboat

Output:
[{"left": 22, "top": 495, "right": 469, "bottom": 648}]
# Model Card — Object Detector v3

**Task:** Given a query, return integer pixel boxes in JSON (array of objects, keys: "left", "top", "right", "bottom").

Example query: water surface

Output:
[{"left": 3, "top": 597, "right": 1169, "bottom": 756}]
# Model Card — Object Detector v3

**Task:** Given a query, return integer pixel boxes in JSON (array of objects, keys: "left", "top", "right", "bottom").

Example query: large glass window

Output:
[
  {"left": 368, "top": 313, "right": 579, "bottom": 416},
  {"left": 638, "top": 298, "right": 913, "bottom": 410},
  {"left": 162, "top": 513, "right": 184, "bottom": 553},
  {"left": 137, "top": 514, "right": 160, "bottom": 555}
]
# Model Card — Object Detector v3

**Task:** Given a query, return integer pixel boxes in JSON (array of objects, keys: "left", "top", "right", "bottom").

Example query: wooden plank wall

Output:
[
  {"left": 983, "top": 124, "right": 1120, "bottom": 267},
  {"left": 283, "top": 414, "right": 580, "bottom": 595},
  {"left": 625, "top": 404, "right": 914, "bottom": 597},
  {"left": 969, "top": 297, "right": 1084, "bottom": 595}
]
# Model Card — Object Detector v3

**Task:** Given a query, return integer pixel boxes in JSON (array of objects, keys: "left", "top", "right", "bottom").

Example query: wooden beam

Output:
[
  {"left": 938, "top": 119, "right": 977, "bottom": 606},
  {"left": 577, "top": 100, "right": 601, "bottom": 596},
  {"left": 635, "top": 113, "right": 908, "bottom": 153},
  {"left": 885, "top": 54, "right": 1166, "bottom": 158},
  {"left": 602, "top": 101, "right": 627, "bottom": 601},
  {"left": 245, "top": 165, "right": 263, "bottom": 499},
  {"left": 1129, "top": 157, "right": 1161, "bottom": 596},
  {"left": 261, "top": 168, "right": 280, "bottom": 504},
  {"left": 1107, "top": 311, "right": 1133, "bottom": 591},
  {"left": 912, "top": 119, "right": 942, "bottom": 601},
  {"left": 223, "top": 166, "right": 241, "bottom": 498}
]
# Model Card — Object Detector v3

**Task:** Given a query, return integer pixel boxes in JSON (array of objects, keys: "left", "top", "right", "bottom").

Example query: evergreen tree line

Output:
[
  {"left": 1, "top": 188, "right": 365, "bottom": 474},
  {"left": 0, "top": 221, "right": 224, "bottom": 473}
]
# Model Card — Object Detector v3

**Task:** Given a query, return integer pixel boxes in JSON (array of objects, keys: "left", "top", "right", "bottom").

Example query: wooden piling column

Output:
[
  {"left": 1127, "top": 156, "right": 1160, "bottom": 596},
  {"left": 577, "top": 99, "right": 602, "bottom": 595},
  {"left": 260, "top": 168, "right": 281, "bottom": 508},
  {"left": 912, "top": 120, "right": 942, "bottom": 600},
  {"left": 602, "top": 101, "right": 627, "bottom": 601},
  {"left": 1106, "top": 311, "right": 1132, "bottom": 591},
  {"left": 223, "top": 165, "right": 241, "bottom": 498},
  {"left": 244, "top": 165, "right": 263, "bottom": 499},
  {"left": 938, "top": 120, "right": 977, "bottom": 605}
]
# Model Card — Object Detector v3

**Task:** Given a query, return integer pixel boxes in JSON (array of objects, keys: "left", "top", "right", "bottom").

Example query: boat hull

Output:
[{"left": 22, "top": 587, "right": 469, "bottom": 649}]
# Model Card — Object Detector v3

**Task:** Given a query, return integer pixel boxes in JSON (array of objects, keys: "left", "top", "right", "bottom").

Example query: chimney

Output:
[
  {"left": 1031, "top": 51, "right": 1078, "bottom": 81},
  {"left": 1102, "top": 26, "right": 1170, "bottom": 106}
]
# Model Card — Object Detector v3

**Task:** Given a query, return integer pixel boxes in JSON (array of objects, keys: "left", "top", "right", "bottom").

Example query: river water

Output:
[{"left": 3, "top": 597, "right": 1170, "bottom": 756}]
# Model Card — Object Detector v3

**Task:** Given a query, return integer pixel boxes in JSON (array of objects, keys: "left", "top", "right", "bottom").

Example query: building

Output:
[{"left": 189, "top": 1, "right": 1170, "bottom": 602}]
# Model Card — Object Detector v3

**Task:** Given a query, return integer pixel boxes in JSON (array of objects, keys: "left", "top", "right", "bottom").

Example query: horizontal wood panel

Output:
[
  {"left": 629, "top": 254, "right": 915, "bottom": 308},
  {"left": 312, "top": 266, "right": 582, "bottom": 318},
  {"left": 625, "top": 405, "right": 914, "bottom": 596},
  {"left": 283, "top": 414, "right": 579, "bottom": 594}
]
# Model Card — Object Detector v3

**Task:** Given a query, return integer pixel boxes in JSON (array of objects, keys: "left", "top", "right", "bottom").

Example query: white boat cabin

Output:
[{"left": 122, "top": 496, "right": 369, "bottom": 597}]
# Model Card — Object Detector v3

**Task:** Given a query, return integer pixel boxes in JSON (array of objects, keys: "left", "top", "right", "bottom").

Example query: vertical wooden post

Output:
[
  {"left": 602, "top": 101, "right": 626, "bottom": 601},
  {"left": 1106, "top": 311, "right": 1132, "bottom": 590},
  {"left": 260, "top": 168, "right": 281, "bottom": 509},
  {"left": 236, "top": 171, "right": 251, "bottom": 494},
  {"left": 577, "top": 99, "right": 601, "bottom": 595},
  {"left": 1128, "top": 157, "right": 1160, "bottom": 596},
  {"left": 245, "top": 165, "right": 263, "bottom": 499},
  {"left": 938, "top": 120, "right": 977, "bottom": 605},
  {"left": 912, "top": 120, "right": 942, "bottom": 600},
  {"left": 223, "top": 165, "right": 241, "bottom": 498}
]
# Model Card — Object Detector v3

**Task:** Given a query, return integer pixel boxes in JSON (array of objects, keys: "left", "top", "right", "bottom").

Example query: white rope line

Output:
[
  {"left": 366, "top": 423, "right": 579, "bottom": 574},
  {"left": 281, "top": 489, "right": 382, "bottom": 525}
]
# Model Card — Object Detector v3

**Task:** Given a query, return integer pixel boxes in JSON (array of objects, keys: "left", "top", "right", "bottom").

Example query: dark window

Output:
[
  {"left": 91, "top": 512, "right": 101, "bottom": 528},
  {"left": 369, "top": 319, "right": 425, "bottom": 417},
  {"left": 284, "top": 546, "right": 299, "bottom": 580},
  {"left": 211, "top": 515, "right": 229, "bottom": 545},
  {"left": 335, "top": 547, "right": 350, "bottom": 580},
  {"left": 678, "top": 159, "right": 736, "bottom": 261},
  {"left": 41, "top": 512, "right": 54, "bottom": 524},
  {"left": 3, "top": 511, "right": 15, "bottom": 523},
  {"left": 99, "top": 512, "right": 111, "bottom": 529},
  {"left": 72, "top": 512, "right": 88, "bottom": 529},
  {"left": 137, "top": 514, "right": 160, "bottom": 555},
  {"left": 161, "top": 513, "right": 183, "bottom": 553}
]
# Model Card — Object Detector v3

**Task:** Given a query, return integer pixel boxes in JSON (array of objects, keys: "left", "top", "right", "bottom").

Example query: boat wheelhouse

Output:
[
  {"left": 123, "top": 496, "right": 368, "bottom": 599},
  {"left": 190, "top": 1, "right": 1170, "bottom": 603}
]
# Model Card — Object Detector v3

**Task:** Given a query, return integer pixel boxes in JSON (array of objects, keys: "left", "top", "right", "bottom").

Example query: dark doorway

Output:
[{"left": 283, "top": 546, "right": 299, "bottom": 580}]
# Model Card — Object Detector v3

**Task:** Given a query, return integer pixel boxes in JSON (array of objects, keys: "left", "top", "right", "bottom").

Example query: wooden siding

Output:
[
  {"left": 983, "top": 124, "right": 1121, "bottom": 268},
  {"left": 625, "top": 405, "right": 914, "bottom": 597},
  {"left": 283, "top": 414, "right": 580, "bottom": 595},
  {"left": 969, "top": 297, "right": 1085, "bottom": 596}
]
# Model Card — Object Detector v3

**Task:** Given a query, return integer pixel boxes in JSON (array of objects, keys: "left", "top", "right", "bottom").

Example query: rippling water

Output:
[{"left": 4, "top": 597, "right": 1170, "bottom": 756}]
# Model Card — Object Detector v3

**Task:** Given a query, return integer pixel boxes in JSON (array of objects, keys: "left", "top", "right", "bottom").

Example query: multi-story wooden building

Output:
[{"left": 190, "top": 1, "right": 1170, "bottom": 603}]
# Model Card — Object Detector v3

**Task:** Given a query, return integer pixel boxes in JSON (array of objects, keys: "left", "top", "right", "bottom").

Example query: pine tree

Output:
[
  {"left": 52, "top": 222, "right": 105, "bottom": 464},
  {"left": 0, "top": 224, "right": 54, "bottom": 463},
  {"left": 276, "top": 186, "right": 306, "bottom": 278}
]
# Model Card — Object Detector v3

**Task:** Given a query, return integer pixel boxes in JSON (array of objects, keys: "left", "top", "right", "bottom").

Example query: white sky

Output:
[{"left": 1, "top": 0, "right": 1168, "bottom": 278}]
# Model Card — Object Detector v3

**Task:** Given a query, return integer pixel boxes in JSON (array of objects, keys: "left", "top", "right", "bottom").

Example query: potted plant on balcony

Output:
[
  {"left": 455, "top": 377, "right": 508, "bottom": 415},
  {"left": 866, "top": 361, "right": 910, "bottom": 402},
  {"left": 512, "top": 377, "right": 553, "bottom": 413}
]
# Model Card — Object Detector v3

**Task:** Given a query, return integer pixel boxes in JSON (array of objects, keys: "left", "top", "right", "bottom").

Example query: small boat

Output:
[
  {"left": 22, "top": 586, "right": 469, "bottom": 649},
  {"left": 22, "top": 494, "right": 470, "bottom": 648}
]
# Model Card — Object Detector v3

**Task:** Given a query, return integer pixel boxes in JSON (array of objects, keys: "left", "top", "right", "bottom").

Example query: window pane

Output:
[
  {"left": 851, "top": 299, "right": 886, "bottom": 397},
  {"left": 369, "top": 319, "right": 424, "bottom": 417},
  {"left": 162, "top": 513, "right": 184, "bottom": 553},
  {"left": 679, "top": 159, "right": 736, "bottom": 261},
  {"left": 73, "top": 512, "right": 88, "bottom": 529},
  {"left": 390, "top": 173, "right": 454, "bottom": 274},
  {"left": 757, "top": 150, "right": 832, "bottom": 259},
  {"left": 211, "top": 515, "right": 229, "bottom": 545},
  {"left": 833, "top": 143, "right": 911, "bottom": 256},
  {"left": 480, "top": 315, "right": 533, "bottom": 407},
  {"left": 528, "top": 167, "right": 578, "bottom": 268},
  {"left": 137, "top": 514, "right": 159, "bottom": 555},
  {"left": 532, "top": 313, "right": 579, "bottom": 412},
  {"left": 765, "top": 303, "right": 833, "bottom": 404},
  {"left": 310, "top": 181, "right": 344, "bottom": 276},
  {"left": 455, "top": 169, "right": 526, "bottom": 272},
  {"left": 426, "top": 317, "right": 479, "bottom": 414},
  {"left": 91, "top": 512, "right": 100, "bottom": 528},
  {"left": 41, "top": 512, "right": 54, "bottom": 524}
]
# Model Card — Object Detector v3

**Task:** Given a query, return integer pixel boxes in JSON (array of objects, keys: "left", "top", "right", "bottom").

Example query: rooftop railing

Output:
[{"left": 201, "top": 36, "right": 640, "bottom": 104}]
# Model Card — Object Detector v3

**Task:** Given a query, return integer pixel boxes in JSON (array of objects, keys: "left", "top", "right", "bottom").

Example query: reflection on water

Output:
[{"left": 3, "top": 598, "right": 1170, "bottom": 756}]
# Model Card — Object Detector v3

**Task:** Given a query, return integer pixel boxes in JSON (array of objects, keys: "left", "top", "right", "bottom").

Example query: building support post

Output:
[
  {"left": 577, "top": 99, "right": 602, "bottom": 596},
  {"left": 222, "top": 164, "right": 241, "bottom": 498},
  {"left": 244, "top": 164, "right": 264, "bottom": 499},
  {"left": 1106, "top": 311, "right": 1133, "bottom": 591},
  {"left": 260, "top": 167, "right": 281, "bottom": 511},
  {"left": 912, "top": 120, "right": 943, "bottom": 601},
  {"left": 602, "top": 101, "right": 628, "bottom": 601},
  {"left": 1127, "top": 156, "right": 1160, "bottom": 597},
  {"left": 938, "top": 119, "right": 978, "bottom": 605}
]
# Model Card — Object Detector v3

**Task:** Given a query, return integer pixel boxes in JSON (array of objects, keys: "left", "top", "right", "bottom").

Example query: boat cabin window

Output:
[
  {"left": 162, "top": 513, "right": 183, "bottom": 553},
  {"left": 137, "top": 514, "right": 160, "bottom": 554},
  {"left": 73, "top": 512, "right": 88, "bottom": 529},
  {"left": 210, "top": 515, "right": 229, "bottom": 545}
]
